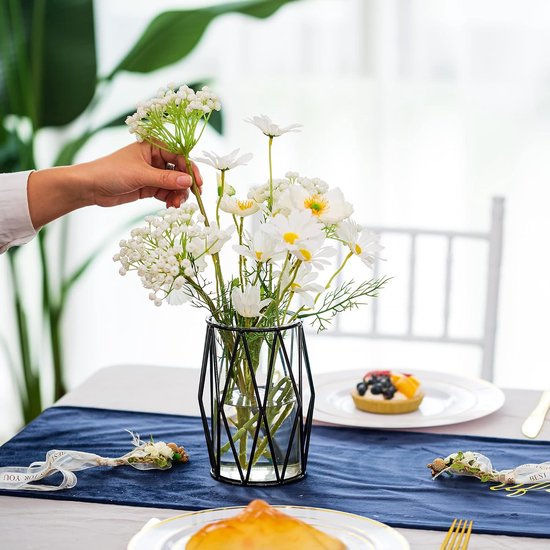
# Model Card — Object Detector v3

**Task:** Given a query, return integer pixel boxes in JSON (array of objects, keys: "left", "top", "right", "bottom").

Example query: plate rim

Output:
[
  {"left": 129, "top": 504, "right": 410, "bottom": 549},
  {"left": 312, "top": 368, "right": 505, "bottom": 429}
]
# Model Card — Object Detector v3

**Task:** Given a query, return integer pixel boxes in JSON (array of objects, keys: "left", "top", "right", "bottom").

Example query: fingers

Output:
[
  {"left": 145, "top": 165, "right": 192, "bottom": 191},
  {"left": 165, "top": 189, "right": 189, "bottom": 208},
  {"left": 149, "top": 144, "right": 203, "bottom": 187},
  {"left": 153, "top": 147, "right": 188, "bottom": 173},
  {"left": 190, "top": 161, "right": 203, "bottom": 187}
]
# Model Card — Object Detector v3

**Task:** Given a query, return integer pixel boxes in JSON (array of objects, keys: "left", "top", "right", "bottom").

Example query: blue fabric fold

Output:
[{"left": 0, "top": 405, "right": 549, "bottom": 538}]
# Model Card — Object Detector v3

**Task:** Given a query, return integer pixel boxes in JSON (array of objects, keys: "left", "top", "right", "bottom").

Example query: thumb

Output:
[{"left": 145, "top": 166, "right": 192, "bottom": 191}]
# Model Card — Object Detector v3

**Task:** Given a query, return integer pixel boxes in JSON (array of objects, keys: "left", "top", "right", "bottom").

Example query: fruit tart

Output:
[
  {"left": 351, "top": 370, "right": 424, "bottom": 414},
  {"left": 186, "top": 499, "right": 345, "bottom": 550}
]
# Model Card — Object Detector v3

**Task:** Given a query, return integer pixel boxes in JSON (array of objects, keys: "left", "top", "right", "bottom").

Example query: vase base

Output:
[{"left": 211, "top": 462, "right": 305, "bottom": 486}]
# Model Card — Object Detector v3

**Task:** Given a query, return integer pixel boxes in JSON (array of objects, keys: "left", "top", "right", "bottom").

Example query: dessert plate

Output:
[
  {"left": 313, "top": 369, "right": 505, "bottom": 429},
  {"left": 128, "top": 505, "right": 409, "bottom": 549}
]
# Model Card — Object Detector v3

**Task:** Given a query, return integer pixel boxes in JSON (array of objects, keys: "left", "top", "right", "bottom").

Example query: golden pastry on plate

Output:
[{"left": 186, "top": 499, "right": 345, "bottom": 550}]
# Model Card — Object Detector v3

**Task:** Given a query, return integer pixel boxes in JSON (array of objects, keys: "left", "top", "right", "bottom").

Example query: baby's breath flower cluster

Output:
[
  {"left": 125, "top": 84, "right": 220, "bottom": 155},
  {"left": 117, "top": 83, "right": 388, "bottom": 330},
  {"left": 114, "top": 204, "right": 232, "bottom": 307}
]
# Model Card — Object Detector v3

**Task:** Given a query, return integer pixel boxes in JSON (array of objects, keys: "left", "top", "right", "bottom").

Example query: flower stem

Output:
[
  {"left": 314, "top": 251, "right": 353, "bottom": 305},
  {"left": 186, "top": 157, "right": 226, "bottom": 312},
  {"left": 215, "top": 169, "right": 225, "bottom": 227},
  {"left": 268, "top": 136, "right": 274, "bottom": 211},
  {"left": 238, "top": 217, "right": 244, "bottom": 287},
  {"left": 185, "top": 157, "right": 209, "bottom": 226}
]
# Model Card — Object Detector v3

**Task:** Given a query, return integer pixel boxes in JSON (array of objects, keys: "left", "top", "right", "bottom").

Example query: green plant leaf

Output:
[
  {"left": 0, "top": 131, "right": 25, "bottom": 172},
  {"left": 36, "top": 0, "right": 97, "bottom": 127},
  {"left": 110, "top": 0, "right": 297, "bottom": 77},
  {"left": 0, "top": 0, "right": 97, "bottom": 128}
]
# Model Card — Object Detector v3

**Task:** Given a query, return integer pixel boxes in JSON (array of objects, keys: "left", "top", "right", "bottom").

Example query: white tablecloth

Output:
[{"left": 1, "top": 364, "right": 549, "bottom": 549}]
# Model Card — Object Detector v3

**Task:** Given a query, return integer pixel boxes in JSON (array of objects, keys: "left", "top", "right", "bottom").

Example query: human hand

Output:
[
  {"left": 27, "top": 142, "right": 202, "bottom": 229},
  {"left": 82, "top": 141, "right": 203, "bottom": 209}
]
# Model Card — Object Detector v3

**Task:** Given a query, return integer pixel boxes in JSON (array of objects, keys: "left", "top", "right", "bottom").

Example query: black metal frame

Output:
[{"left": 198, "top": 318, "right": 315, "bottom": 486}]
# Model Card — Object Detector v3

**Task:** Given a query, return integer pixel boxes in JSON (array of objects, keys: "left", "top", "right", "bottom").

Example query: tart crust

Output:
[{"left": 351, "top": 389, "right": 424, "bottom": 414}]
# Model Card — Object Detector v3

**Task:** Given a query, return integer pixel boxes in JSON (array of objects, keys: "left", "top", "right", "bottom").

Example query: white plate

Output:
[
  {"left": 128, "top": 505, "right": 409, "bottom": 550},
  {"left": 313, "top": 369, "right": 505, "bottom": 429}
]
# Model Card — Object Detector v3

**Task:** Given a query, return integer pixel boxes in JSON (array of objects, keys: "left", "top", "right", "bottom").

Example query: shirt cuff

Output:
[{"left": 0, "top": 170, "right": 37, "bottom": 254}]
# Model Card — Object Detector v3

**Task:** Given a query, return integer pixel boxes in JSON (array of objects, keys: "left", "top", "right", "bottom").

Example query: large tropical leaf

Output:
[
  {"left": 0, "top": 0, "right": 97, "bottom": 128},
  {"left": 110, "top": 0, "right": 297, "bottom": 77}
]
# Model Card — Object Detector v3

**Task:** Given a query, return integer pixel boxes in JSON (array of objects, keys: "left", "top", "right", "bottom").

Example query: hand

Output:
[
  {"left": 84, "top": 142, "right": 203, "bottom": 209},
  {"left": 27, "top": 142, "right": 203, "bottom": 229}
]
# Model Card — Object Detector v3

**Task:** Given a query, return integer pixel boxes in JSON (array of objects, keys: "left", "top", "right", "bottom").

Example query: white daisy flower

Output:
[
  {"left": 336, "top": 220, "right": 383, "bottom": 268},
  {"left": 195, "top": 149, "right": 253, "bottom": 171},
  {"left": 231, "top": 284, "right": 271, "bottom": 318},
  {"left": 279, "top": 186, "right": 353, "bottom": 225},
  {"left": 233, "top": 229, "right": 285, "bottom": 263},
  {"left": 292, "top": 245, "right": 336, "bottom": 269},
  {"left": 203, "top": 224, "right": 235, "bottom": 255},
  {"left": 219, "top": 195, "right": 260, "bottom": 217},
  {"left": 264, "top": 210, "right": 325, "bottom": 254},
  {"left": 281, "top": 265, "right": 324, "bottom": 308},
  {"left": 165, "top": 288, "right": 190, "bottom": 306},
  {"left": 245, "top": 114, "right": 302, "bottom": 137}
]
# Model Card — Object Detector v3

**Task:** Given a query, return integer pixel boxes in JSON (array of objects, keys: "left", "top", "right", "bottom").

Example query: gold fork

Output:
[{"left": 439, "top": 519, "right": 473, "bottom": 550}]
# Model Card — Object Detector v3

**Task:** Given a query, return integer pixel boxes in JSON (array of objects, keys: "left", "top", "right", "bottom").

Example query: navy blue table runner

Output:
[{"left": 1, "top": 406, "right": 549, "bottom": 538}]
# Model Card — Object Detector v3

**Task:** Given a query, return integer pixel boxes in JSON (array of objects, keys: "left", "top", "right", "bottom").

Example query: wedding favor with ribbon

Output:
[
  {"left": 0, "top": 431, "right": 188, "bottom": 492},
  {"left": 428, "top": 451, "right": 550, "bottom": 485}
]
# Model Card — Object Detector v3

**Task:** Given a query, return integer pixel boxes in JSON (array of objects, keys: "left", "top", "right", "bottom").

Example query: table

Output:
[{"left": 1, "top": 364, "right": 549, "bottom": 549}]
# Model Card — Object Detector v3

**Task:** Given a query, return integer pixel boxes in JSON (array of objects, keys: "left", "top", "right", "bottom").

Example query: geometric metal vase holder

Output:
[{"left": 198, "top": 318, "right": 315, "bottom": 486}]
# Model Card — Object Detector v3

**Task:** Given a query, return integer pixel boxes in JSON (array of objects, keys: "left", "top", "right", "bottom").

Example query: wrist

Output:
[{"left": 27, "top": 165, "right": 92, "bottom": 229}]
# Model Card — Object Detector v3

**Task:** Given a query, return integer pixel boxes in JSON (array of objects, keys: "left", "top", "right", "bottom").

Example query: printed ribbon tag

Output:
[
  {"left": 0, "top": 432, "right": 188, "bottom": 492},
  {"left": 427, "top": 451, "right": 550, "bottom": 497}
]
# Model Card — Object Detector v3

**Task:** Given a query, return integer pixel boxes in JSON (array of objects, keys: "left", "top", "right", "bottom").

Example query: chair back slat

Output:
[
  {"left": 407, "top": 234, "right": 417, "bottom": 335},
  {"left": 326, "top": 197, "right": 505, "bottom": 380},
  {"left": 442, "top": 236, "right": 454, "bottom": 338}
]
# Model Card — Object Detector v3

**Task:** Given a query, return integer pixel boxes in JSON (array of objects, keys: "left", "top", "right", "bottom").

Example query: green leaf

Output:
[
  {"left": 36, "top": 0, "right": 97, "bottom": 127},
  {"left": 208, "top": 108, "right": 223, "bottom": 134},
  {"left": 110, "top": 0, "right": 297, "bottom": 77},
  {"left": 0, "top": 131, "right": 24, "bottom": 172},
  {"left": 53, "top": 111, "right": 129, "bottom": 166},
  {"left": 0, "top": 0, "right": 97, "bottom": 128}
]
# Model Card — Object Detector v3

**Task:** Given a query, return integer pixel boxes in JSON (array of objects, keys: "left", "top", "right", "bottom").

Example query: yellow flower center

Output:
[
  {"left": 291, "top": 282, "right": 301, "bottom": 290},
  {"left": 304, "top": 194, "right": 328, "bottom": 216},
  {"left": 299, "top": 248, "right": 312, "bottom": 261},
  {"left": 255, "top": 251, "right": 263, "bottom": 260},
  {"left": 237, "top": 199, "right": 254, "bottom": 211},
  {"left": 355, "top": 244, "right": 362, "bottom": 255},
  {"left": 284, "top": 232, "right": 299, "bottom": 244}
]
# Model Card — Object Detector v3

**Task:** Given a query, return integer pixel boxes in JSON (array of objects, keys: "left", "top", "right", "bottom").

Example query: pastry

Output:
[
  {"left": 351, "top": 370, "right": 424, "bottom": 414},
  {"left": 186, "top": 499, "right": 345, "bottom": 550}
]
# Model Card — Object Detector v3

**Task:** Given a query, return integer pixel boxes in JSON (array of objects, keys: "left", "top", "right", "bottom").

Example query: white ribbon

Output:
[
  {"left": 500, "top": 462, "right": 550, "bottom": 484},
  {"left": 0, "top": 450, "right": 109, "bottom": 491},
  {"left": 0, "top": 432, "right": 177, "bottom": 492},
  {"left": 432, "top": 451, "right": 550, "bottom": 485}
]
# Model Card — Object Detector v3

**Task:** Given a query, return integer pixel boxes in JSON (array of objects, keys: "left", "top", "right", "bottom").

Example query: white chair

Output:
[{"left": 326, "top": 197, "right": 505, "bottom": 381}]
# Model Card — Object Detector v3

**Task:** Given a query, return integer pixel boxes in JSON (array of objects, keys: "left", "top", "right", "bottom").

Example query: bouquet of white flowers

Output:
[
  {"left": 115, "top": 84, "right": 387, "bottom": 485},
  {"left": 116, "top": 84, "right": 386, "bottom": 329}
]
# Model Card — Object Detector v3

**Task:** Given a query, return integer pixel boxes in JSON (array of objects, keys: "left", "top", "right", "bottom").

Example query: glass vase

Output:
[{"left": 198, "top": 318, "right": 314, "bottom": 486}]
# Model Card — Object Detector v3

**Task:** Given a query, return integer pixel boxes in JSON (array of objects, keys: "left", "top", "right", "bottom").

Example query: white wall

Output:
[{"left": 2, "top": 0, "right": 550, "bottom": 440}]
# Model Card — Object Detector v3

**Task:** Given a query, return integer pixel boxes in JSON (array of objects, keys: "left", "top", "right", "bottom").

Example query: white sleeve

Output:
[{"left": 0, "top": 170, "right": 37, "bottom": 254}]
